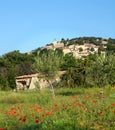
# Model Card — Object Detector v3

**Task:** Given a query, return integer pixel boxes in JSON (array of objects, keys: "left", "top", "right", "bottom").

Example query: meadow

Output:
[{"left": 0, "top": 87, "right": 115, "bottom": 130}]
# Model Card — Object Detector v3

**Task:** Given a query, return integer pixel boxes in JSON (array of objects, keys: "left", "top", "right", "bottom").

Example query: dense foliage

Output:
[
  {"left": 0, "top": 37, "right": 115, "bottom": 90},
  {"left": 59, "top": 54, "right": 115, "bottom": 88},
  {"left": 0, "top": 51, "right": 35, "bottom": 90}
]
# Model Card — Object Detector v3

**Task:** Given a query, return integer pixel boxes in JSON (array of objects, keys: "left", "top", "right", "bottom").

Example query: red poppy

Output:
[
  {"left": 45, "top": 110, "right": 52, "bottom": 115},
  {"left": 0, "top": 128, "right": 5, "bottom": 130},
  {"left": 10, "top": 108, "right": 16, "bottom": 111},
  {"left": 68, "top": 103, "right": 72, "bottom": 106},
  {"left": 17, "top": 105, "right": 22, "bottom": 109},
  {"left": 98, "top": 111, "right": 103, "bottom": 115},
  {"left": 72, "top": 95, "right": 76, "bottom": 98},
  {"left": 53, "top": 104, "right": 58, "bottom": 110},
  {"left": 35, "top": 117, "right": 40, "bottom": 124},
  {"left": 41, "top": 114, "right": 45, "bottom": 118},
  {"left": 62, "top": 104, "right": 67, "bottom": 110},
  {"left": 32, "top": 113, "right": 35, "bottom": 117},
  {"left": 111, "top": 104, "right": 115, "bottom": 107},
  {"left": 78, "top": 103, "right": 83, "bottom": 107},
  {"left": 5, "top": 111, "right": 11, "bottom": 115},
  {"left": 54, "top": 104, "right": 58, "bottom": 107},
  {"left": 82, "top": 101, "right": 85, "bottom": 105},
  {"left": 30, "top": 105, "right": 34, "bottom": 109},
  {"left": 19, "top": 116, "right": 27, "bottom": 122},
  {"left": 36, "top": 107, "right": 42, "bottom": 112},
  {"left": 13, "top": 111, "right": 18, "bottom": 117},
  {"left": 83, "top": 107, "right": 87, "bottom": 111},
  {"left": 73, "top": 101, "right": 77, "bottom": 105},
  {"left": 92, "top": 100, "right": 97, "bottom": 105},
  {"left": 112, "top": 109, "right": 115, "bottom": 113}
]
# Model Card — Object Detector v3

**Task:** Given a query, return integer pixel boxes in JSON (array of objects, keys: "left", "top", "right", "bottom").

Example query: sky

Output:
[{"left": 0, "top": 0, "right": 115, "bottom": 55}]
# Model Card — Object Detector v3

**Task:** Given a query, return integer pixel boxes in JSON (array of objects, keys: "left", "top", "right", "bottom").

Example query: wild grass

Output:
[{"left": 0, "top": 87, "right": 115, "bottom": 130}]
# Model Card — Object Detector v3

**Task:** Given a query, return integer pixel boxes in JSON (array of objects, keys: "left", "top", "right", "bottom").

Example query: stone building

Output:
[
  {"left": 15, "top": 71, "right": 66, "bottom": 90},
  {"left": 16, "top": 74, "right": 39, "bottom": 90}
]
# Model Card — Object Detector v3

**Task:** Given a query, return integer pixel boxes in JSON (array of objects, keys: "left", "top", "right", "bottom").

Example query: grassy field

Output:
[{"left": 0, "top": 87, "right": 115, "bottom": 130}]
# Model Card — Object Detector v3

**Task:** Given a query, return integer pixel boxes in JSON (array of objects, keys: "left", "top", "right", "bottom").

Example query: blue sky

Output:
[{"left": 0, "top": 0, "right": 115, "bottom": 55}]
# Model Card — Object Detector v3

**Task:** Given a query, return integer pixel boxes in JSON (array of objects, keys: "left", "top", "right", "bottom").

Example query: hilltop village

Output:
[
  {"left": 15, "top": 38, "right": 109, "bottom": 90},
  {"left": 0, "top": 37, "right": 114, "bottom": 91},
  {"left": 43, "top": 39, "right": 107, "bottom": 58}
]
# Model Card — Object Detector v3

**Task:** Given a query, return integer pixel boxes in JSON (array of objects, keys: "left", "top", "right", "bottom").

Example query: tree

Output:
[
  {"left": 107, "top": 43, "right": 115, "bottom": 52},
  {"left": 61, "top": 53, "right": 77, "bottom": 70},
  {"left": 88, "top": 54, "right": 108, "bottom": 87},
  {"left": 90, "top": 47, "right": 94, "bottom": 52},
  {"left": 55, "top": 48, "right": 64, "bottom": 57},
  {"left": 7, "top": 66, "right": 16, "bottom": 89},
  {"left": 0, "top": 50, "right": 35, "bottom": 90},
  {"left": 60, "top": 55, "right": 93, "bottom": 88},
  {"left": 79, "top": 47, "right": 83, "bottom": 52},
  {"left": 33, "top": 50, "right": 62, "bottom": 98},
  {"left": 104, "top": 54, "right": 115, "bottom": 86},
  {"left": 61, "top": 38, "right": 66, "bottom": 45}
]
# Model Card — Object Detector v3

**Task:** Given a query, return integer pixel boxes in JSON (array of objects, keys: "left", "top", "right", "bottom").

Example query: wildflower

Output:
[
  {"left": 72, "top": 95, "right": 76, "bottom": 98},
  {"left": 111, "top": 104, "right": 115, "bottom": 107},
  {"left": 53, "top": 104, "right": 58, "bottom": 110},
  {"left": 78, "top": 103, "right": 83, "bottom": 107},
  {"left": 5, "top": 111, "right": 11, "bottom": 115},
  {"left": 35, "top": 117, "right": 40, "bottom": 124},
  {"left": 92, "top": 100, "right": 97, "bottom": 105},
  {"left": 73, "top": 101, "right": 77, "bottom": 106},
  {"left": 62, "top": 106, "right": 66, "bottom": 110},
  {"left": 112, "top": 109, "right": 115, "bottom": 113},
  {"left": 82, "top": 107, "right": 87, "bottom": 111},
  {"left": 13, "top": 111, "right": 18, "bottom": 117},
  {"left": 41, "top": 114, "right": 45, "bottom": 118},
  {"left": 32, "top": 113, "right": 35, "bottom": 117},
  {"left": 36, "top": 107, "right": 42, "bottom": 112},
  {"left": 98, "top": 111, "right": 103, "bottom": 115},
  {"left": 0, "top": 128, "right": 5, "bottom": 130},
  {"left": 10, "top": 108, "right": 16, "bottom": 111},
  {"left": 62, "top": 104, "right": 67, "bottom": 110},
  {"left": 54, "top": 104, "right": 58, "bottom": 107},
  {"left": 45, "top": 110, "right": 52, "bottom": 115},
  {"left": 17, "top": 105, "right": 22, "bottom": 109},
  {"left": 19, "top": 116, "right": 27, "bottom": 122},
  {"left": 82, "top": 101, "right": 85, "bottom": 105},
  {"left": 68, "top": 103, "right": 72, "bottom": 106},
  {"left": 30, "top": 106, "right": 34, "bottom": 109}
]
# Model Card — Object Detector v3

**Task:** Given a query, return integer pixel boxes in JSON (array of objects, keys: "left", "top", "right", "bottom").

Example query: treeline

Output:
[
  {"left": 0, "top": 51, "right": 35, "bottom": 90},
  {"left": 59, "top": 53, "right": 115, "bottom": 88},
  {"left": 0, "top": 37, "right": 115, "bottom": 90},
  {"left": 34, "top": 48, "right": 115, "bottom": 88}
]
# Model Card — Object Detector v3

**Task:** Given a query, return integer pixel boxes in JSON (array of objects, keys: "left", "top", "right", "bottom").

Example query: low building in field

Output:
[
  {"left": 15, "top": 71, "right": 66, "bottom": 90},
  {"left": 16, "top": 74, "right": 39, "bottom": 90}
]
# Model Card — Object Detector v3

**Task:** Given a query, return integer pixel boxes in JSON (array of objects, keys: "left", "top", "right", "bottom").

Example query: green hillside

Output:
[{"left": 0, "top": 37, "right": 115, "bottom": 90}]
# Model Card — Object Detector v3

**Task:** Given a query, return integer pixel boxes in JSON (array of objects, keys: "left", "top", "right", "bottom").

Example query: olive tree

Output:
[{"left": 33, "top": 49, "right": 62, "bottom": 98}]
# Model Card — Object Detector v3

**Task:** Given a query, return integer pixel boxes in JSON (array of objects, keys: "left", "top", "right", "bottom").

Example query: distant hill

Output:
[
  {"left": 32, "top": 37, "right": 115, "bottom": 57},
  {"left": 0, "top": 36, "right": 115, "bottom": 90}
]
